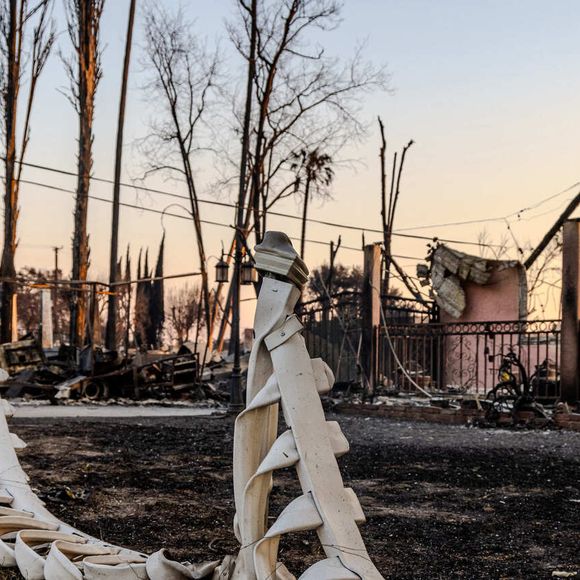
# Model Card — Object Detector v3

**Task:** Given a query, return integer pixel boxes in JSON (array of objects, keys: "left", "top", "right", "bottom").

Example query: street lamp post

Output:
[
  {"left": 229, "top": 244, "right": 257, "bottom": 412},
  {"left": 215, "top": 254, "right": 230, "bottom": 284},
  {"left": 241, "top": 257, "right": 257, "bottom": 285},
  {"left": 211, "top": 246, "right": 255, "bottom": 413},
  {"left": 229, "top": 230, "right": 245, "bottom": 412}
]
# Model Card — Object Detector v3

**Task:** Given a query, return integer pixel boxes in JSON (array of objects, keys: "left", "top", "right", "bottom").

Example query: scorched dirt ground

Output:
[{"left": 2, "top": 413, "right": 579, "bottom": 579}]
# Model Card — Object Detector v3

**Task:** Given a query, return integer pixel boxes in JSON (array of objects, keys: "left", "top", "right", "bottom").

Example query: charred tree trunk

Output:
[
  {"left": 380, "top": 129, "right": 413, "bottom": 296},
  {"left": 378, "top": 117, "right": 390, "bottom": 294},
  {"left": 1, "top": 0, "right": 54, "bottom": 343},
  {"left": 67, "top": 0, "right": 104, "bottom": 347},
  {"left": 291, "top": 148, "right": 333, "bottom": 262},
  {"left": 299, "top": 177, "right": 311, "bottom": 260},
  {"left": 178, "top": 138, "right": 212, "bottom": 354},
  {"left": 0, "top": 0, "right": 55, "bottom": 342},
  {"left": 249, "top": 108, "right": 267, "bottom": 247},
  {"left": 106, "top": 0, "right": 136, "bottom": 350},
  {"left": 0, "top": 0, "right": 20, "bottom": 343},
  {"left": 70, "top": 117, "right": 92, "bottom": 347}
]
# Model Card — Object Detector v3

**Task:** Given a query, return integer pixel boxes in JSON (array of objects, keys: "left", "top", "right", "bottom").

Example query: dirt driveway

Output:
[{"left": 1, "top": 412, "right": 578, "bottom": 579}]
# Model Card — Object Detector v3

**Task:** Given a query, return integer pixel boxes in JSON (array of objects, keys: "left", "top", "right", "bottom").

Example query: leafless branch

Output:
[
  {"left": 142, "top": 3, "right": 221, "bottom": 350},
  {"left": 227, "top": 1, "right": 388, "bottom": 242}
]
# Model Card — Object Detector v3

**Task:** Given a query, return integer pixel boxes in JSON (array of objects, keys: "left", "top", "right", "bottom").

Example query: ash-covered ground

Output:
[{"left": 2, "top": 413, "right": 579, "bottom": 579}]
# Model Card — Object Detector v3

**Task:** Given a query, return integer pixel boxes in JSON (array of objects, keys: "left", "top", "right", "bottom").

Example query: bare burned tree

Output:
[
  {"left": 210, "top": 0, "right": 386, "bottom": 358},
  {"left": 0, "top": 0, "right": 55, "bottom": 343},
  {"left": 378, "top": 116, "right": 414, "bottom": 294},
  {"left": 228, "top": 0, "right": 388, "bottom": 247},
  {"left": 142, "top": 4, "right": 219, "bottom": 353},
  {"left": 62, "top": 0, "right": 105, "bottom": 347},
  {"left": 166, "top": 284, "right": 203, "bottom": 347},
  {"left": 526, "top": 235, "right": 563, "bottom": 318},
  {"left": 105, "top": 0, "right": 136, "bottom": 351},
  {"left": 477, "top": 229, "right": 509, "bottom": 260}
]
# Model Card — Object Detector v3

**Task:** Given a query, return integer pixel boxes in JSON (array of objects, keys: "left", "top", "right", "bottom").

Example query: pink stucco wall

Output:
[
  {"left": 441, "top": 264, "right": 530, "bottom": 391},
  {"left": 441, "top": 265, "right": 527, "bottom": 325}
]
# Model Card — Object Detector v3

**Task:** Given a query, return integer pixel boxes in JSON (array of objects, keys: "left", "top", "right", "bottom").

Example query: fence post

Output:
[
  {"left": 10, "top": 295, "right": 17, "bottom": 342},
  {"left": 560, "top": 218, "right": 579, "bottom": 403},
  {"left": 40, "top": 289, "right": 54, "bottom": 349},
  {"left": 362, "top": 243, "right": 381, "bottom": 395}
]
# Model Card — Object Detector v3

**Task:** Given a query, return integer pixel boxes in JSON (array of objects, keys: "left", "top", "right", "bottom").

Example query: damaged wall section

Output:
[
  {"left": 429, "top": 244, "right": 527, "bottom": 323},
  {"left": 425, "top": 245, "right": 532, "bottom": 391}
]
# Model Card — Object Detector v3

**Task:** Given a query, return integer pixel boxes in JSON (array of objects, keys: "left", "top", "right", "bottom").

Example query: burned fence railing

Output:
[
  {"left": 299, "top": 292, "right": 436, "bottom": 386},
  {"left": 381, "top": 294, "right": 437, "bottom": 325},
  {"left": 299, "top": 290, "right": 561, "bottom": 401},
  {"left": 376, "top": 319, "right": 562, "bottom": 400},
  {"left": 298, "top": 291, "right": 363, "bottom": 385}
]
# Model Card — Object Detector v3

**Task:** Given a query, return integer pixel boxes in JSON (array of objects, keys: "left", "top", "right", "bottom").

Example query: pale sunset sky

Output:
[{"left": 8, "top": 0, "right": 580, "bottom": 323}]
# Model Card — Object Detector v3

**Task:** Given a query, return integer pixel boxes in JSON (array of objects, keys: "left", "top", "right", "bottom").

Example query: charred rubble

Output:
[{"left": 0, "top": 337, "right": 237, "bottom": 405}]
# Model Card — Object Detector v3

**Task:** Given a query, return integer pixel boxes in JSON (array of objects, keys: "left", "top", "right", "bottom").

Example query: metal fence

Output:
[
  {"left": 298, "top": 292, "right": 435, "bottom": 385},
  {"left": 300, "top": 290, "right": 562, "bottom": 401},
  {"left": 376, "top": 319, "right": 562, "bottom": 400},
  {"left": 299, "top": 292, "right": 363, "bottom": 384},
  {"left": 381, "top": 294, "right": 437, "bottom": 324}
]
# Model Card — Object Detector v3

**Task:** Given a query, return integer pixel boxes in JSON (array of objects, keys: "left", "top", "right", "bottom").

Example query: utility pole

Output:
[
  {"left": 230, "top": 224, "right": 245, "bottom": 411},
  {"left": 53, "top": 246, "right": 62, "bottom": 343},
  {"left": 230, "top": 0, "right": 257, "bottom": 412}
]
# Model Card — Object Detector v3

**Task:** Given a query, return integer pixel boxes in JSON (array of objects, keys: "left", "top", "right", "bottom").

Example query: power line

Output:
[
  {"left": 395, "top": 181, "right": 580, "bottom": 232},
  {"left": 17, "top": 176, "right": 429, "bottom": 261},
  {"left": 19, "top": 178, "right": 228, "bottom": 228},
  {"left": 514, "top": 184, "right": 579, "bottom": 217},
  {"left": 516, "top": 198, "right": 576, "bottom": 223},
  {"left": 15, "top": 159, "right": 499, "bottom": 248}
]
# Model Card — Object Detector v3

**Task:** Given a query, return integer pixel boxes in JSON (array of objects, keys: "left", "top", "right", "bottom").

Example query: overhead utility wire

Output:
[
  {"left": 395, "top": 181, "right": 580, "bottom": 232},
  {"left": 514, "top": 184, "right": 579, "bottom": 216},
  {"left": 15, "top": 159, "right": 498, "bottom": 249},
  {"left": 18, "top": 178, "right": 228, "bottom": 228},
  {"left": 15, "top": 177, "right": 427, "bottom": 261}
]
